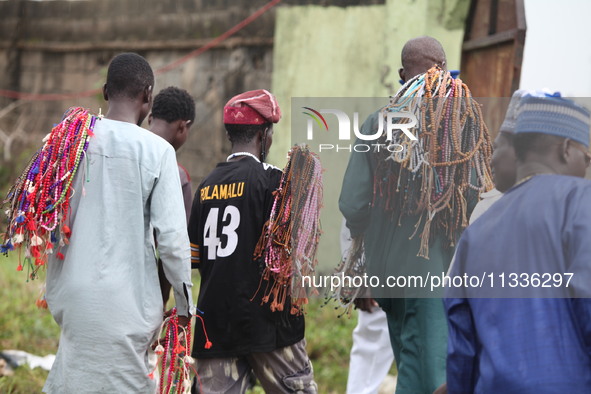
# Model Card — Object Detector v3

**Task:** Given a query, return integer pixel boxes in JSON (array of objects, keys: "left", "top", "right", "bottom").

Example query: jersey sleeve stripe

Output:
[{"left": 190, "top": 242, "right": 200, "bottom": 266}]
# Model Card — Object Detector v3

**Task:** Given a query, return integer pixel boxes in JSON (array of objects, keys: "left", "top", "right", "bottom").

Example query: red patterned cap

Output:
[{"left": 223, "top": 89, "right": 282, "bottom": 125}]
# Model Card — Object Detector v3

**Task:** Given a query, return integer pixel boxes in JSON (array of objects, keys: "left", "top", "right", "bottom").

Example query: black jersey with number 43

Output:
[{"left": 188, "top": 156, "right": 305, "bottom": 358}]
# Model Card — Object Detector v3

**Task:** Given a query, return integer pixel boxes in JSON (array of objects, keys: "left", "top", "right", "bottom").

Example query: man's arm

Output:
[
  {"left": 565, "top": 183, "right": 591, "bottom": 355},
  {"left": 151, "top": 146, "right": 195, "bottom": 318},
  {"left": 158, "top": 166, "right": 193, "bottom": 307},
  {"left": 444, "top": 236, "right": 477, "bottom": 393},
  {"left": 564, "top": 183, "right": 591, "bottom": 299},
  {"left": 444, "top": 297, "right": 478, "bottom": 393},
  {"left": 338, "top": 111, "right": 379, "bottom": 237},
  {"left": 187, "top": 185, "right": 202, "bottom": 271},
  {"left": 158, "top": 259, "right": 172, "bottom": 309},
  {"left": 179, "top": 164, "right": 193, "bottom": 224}
]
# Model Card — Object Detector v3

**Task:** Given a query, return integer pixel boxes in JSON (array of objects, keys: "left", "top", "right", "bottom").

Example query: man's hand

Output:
[
  {"left": 353, "top": 298, "right": 378, "bottom": 312},
  {"left": 151, "top": 310, "right": 191, "bottom": 350},
  {"left": 177, "top": 314, "right": 190, "bottom": 329},
  {"left": 349, "top": 236, "right": 364, "bottom": 258}
]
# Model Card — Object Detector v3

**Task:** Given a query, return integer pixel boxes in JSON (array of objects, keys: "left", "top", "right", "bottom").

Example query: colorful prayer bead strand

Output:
[
  {"left": 253, "top": 145, "right": 323, "bottom": 315},
  {"left": 373, "top": 66, "right": 493, "bottom": 258},
  {"left": 1, "top": 107, "right": 96, "bottom": 294}
]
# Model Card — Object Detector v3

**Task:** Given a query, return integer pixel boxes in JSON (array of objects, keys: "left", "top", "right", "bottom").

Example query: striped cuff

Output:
[{"left": 190, "top": 242, "right": 200, "bottom": 268}]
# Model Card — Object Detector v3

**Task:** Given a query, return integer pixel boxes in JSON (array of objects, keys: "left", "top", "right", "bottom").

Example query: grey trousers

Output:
[{"left": 192, "top": 339, "right": 317, "bottom": 394}]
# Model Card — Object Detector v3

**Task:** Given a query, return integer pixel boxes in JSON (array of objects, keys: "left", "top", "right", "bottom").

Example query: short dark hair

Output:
[
  {"left": 105, "top": 53, "right": 154, "bottom": 100},
  {"left": 225, "top": 123, "right": 270, "bottom": 145},
  {"left": 401, "top": 36, "right": 446, "bottom": 75},
  {"left": 152, "top": 87, "right": 196, "bottom": 123},
  {"left": 513, "top": 132, "right": 564, "bottom": 162}
]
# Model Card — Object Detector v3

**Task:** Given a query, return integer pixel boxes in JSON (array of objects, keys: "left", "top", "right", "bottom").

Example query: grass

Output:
[
  {"left": 0, "top": 254, "right": 60, "bottom": 394},
  {"left": 0, "top": 254, "right": 363, "bottom": 393},
  {"left": 302, "top": 297, "right": 358, "bottom": 393}
]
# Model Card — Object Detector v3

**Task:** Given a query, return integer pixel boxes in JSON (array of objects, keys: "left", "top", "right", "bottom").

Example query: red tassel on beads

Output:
[
  {"left": 35, "top": 298, "right": 48, "bottom": 309},
  {"left": 31, "top": 246, "right": 41, "bottom": 258},
  {"left": 195, "top": 315, "right": 213, "bottom": 349},
  {"left": 174, "top": 343, "right": 186, "bottom": 354},
  {"left": 150, "top": 308, "right": 197, "bottom": 394},
  {"left": 57, "top": 252, "right": 65, "bottom": 260},
  {"left": 26, "top": 221, "right": 37, "bottom": 231}
]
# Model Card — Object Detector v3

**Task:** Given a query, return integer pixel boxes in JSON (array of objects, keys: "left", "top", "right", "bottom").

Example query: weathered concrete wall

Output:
[
  {"left": 0, "top": 0, "right": 387, "bottom": 188},
  {"left": 0, "top": 0, "right": 278, "bottom": 187}
]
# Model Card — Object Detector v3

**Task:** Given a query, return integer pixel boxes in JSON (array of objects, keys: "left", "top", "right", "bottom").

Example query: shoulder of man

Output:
[
  {"left": 261, "top": 162, "right": 282, "bottom": 190},
  {"left": 262, "top": 162, "right": 282, "bottom": 173},
  {"left": 95, "top": 119, "right": 173, "bottom": 160},
  {"left": 140, "top": 125, "right": 173, "bottom": 149},
  {"left": 562, "top": 175, "right": 591, "bottom": 203},
  {"left": 351, "top": 107, "right": 386, "bottom": 137},
  {"left": 125, "top": 123, "right": 174, "bottom": 155}
]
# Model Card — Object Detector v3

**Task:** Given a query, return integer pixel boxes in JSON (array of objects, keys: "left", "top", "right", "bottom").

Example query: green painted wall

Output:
[
  {"left": 270, "top": 5, "right": 387, "bottom": 164},
  {"left": 270, "top": 0, "right": 470, "bottom": 274}
]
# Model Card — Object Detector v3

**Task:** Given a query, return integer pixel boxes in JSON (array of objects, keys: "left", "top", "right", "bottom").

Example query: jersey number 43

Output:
[{"left": 203, "top": 206, "right": 240, "bottom": 259}]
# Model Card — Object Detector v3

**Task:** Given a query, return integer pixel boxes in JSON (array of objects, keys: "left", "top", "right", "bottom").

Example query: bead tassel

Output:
[
  {"left": 149, "top": 308, "right": 199, "bottom": 394},
  {"left": 253, "top": 145, "right": 323, "bottom": 315},
  {"left": 374, "top": 66, "right": 493, "bottom": 258},
  {"left": 0, "top": 107, "right": 96, "bottom": 304}
]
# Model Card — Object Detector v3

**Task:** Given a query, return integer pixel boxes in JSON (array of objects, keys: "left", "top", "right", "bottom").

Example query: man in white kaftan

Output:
[{"left": 43, "top": 53, "right": 194, "bottom": 393}]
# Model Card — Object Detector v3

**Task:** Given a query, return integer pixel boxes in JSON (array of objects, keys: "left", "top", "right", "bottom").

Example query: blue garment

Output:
[{"left": 444, "top": 174, "right": 591, "bottom": 393}]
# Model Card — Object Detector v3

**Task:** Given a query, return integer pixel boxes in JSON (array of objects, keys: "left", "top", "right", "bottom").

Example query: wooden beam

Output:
[
  {"left": 511, "top": 7, "right": 527, "bottom": 93},
  {"left": 488, "top": 0, "right": 499, "bottom": 35},
  {"left": 515, "top": 0, "right": 527, "bottom": 32},
  {"left": 463, "top": 0, "right": 478, "bottom": 42},
  {"left": 462, "top": 29, "right": 518, "bottom": 51}
]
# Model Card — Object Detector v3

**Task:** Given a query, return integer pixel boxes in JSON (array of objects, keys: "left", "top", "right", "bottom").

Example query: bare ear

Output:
[
  {"left": 560, "top": 138, "right": 571, "bottom": 163},
  {"left": 144, "top": 85, "right": 152, "bottom": 104},
  {"left": 176, "top": 119, "right": 187, "bottom": 134},
  {"left": 147, "top": 114, "right": 153, "bottom": 126},
  {"left": 102, "top": 83, "right": 108, "bottom": 101},
  {"left": 260, "top": 126, "right": 271, "bottom": 141},
  {"left": 398, "top": 67, "right": 405, "bottom": 83}
]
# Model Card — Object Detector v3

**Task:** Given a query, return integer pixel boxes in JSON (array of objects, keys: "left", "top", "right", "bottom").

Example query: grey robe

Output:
[{"left": 43, "top": 118, "right": 194, "bottom": 393}]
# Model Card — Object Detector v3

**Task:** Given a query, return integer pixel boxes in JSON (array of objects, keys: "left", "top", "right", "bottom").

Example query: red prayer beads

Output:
[
  {"left": 149, "top": 308, "right": 196, "bottom": 394},
  {"left": 1, "top": 107, "right": 96, "bottom": 303}
]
